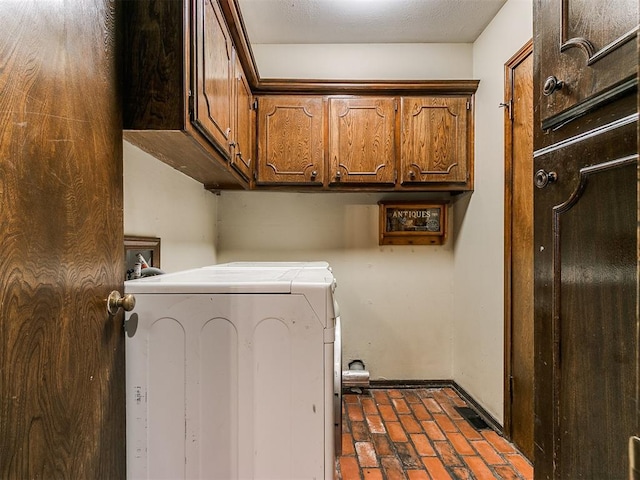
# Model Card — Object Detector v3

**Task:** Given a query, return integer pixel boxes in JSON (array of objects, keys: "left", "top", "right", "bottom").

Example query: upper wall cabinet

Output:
[
  {"left": 328, "top": 97, "right": 396, "bottom": 185},
  {"left": 400, "top": 97, "right": 470, "bottom": 185},
  {"left": 254, "top": 91, "right": 475, "bottom": 191},
  {"left": 123, "top": 0, "right": 479, "bottom": 193},
  {"left": 536, "top": 0, "right": 638, "bottom": 131},
  {"left": 122, "top": 0, "right": 247, "bottom": 190},
  {"left": 256, "top": 96, "right": 324, "bottom": 185}
]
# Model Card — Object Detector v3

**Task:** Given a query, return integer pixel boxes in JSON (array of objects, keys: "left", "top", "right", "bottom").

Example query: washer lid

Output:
[{"left": 125, "top": 262, "right": 333, "bottom": 295}]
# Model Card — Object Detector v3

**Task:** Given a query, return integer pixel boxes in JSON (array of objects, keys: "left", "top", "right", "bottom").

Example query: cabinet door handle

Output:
[
  {"left": 535, "top": 169, "right": 558, "bottom": 189},
  {"left": 335, "top": 171, "right": 342, "bottom": 180},
  {"left": 543, "top": 75, "right": 564, "bottom": 96},
  {"left": 408, "top": 171, "right": 416, "bottom": 179},
  {"left": 310, "top": 170, "right": 318, "bottom": 179}
]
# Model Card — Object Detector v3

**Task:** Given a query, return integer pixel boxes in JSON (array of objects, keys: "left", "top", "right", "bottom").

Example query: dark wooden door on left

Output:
[{"left": 0, "top": 1, "right": 125, "bottom": 477}]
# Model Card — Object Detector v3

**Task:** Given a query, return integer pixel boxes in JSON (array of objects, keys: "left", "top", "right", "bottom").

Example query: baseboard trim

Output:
[{"left": 360, "top": 379, "right": 503, "bottom": 434}]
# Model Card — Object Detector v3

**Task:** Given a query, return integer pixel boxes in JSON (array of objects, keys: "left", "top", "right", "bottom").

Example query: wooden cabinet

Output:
[
  {"left": 533, "top": 0, "right": 638, "bottom": 478},
  {"left": 400, "top": 97, "right": 470, "bottom": 185},
  {"left": 328, "top": 97, "right": 396, "bottom": 185},
  {"left": 123, "top": 0, "right": 478, "bottom": 193},
  {"left": 256, "top": 96, "right": 324, "bottom": 185},
  {"left": 536, "top": 0, "right": 638, "bottom": 131},
  {"left": 122, "top": 0, "right": 245, "bottom": 190},
  {"left": 231, "top": 55, "right": 253, "bottom": 180},
  {"left": 255, "top": 92, "right": 475, "bottom": 191}
]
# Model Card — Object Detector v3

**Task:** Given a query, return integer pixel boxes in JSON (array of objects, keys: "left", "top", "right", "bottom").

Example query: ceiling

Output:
[{"left": 236, "top": 0, "right": 508, "bottom": 45}]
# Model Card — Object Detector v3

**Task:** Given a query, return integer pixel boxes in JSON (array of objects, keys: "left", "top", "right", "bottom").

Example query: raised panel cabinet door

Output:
[
  {"left": 232, "top": 55, "right": 252, "bottom": 180},
  {"left": 256, "top": 96, "right": 324, "bottom": 185},
  {"left": 400, "top": 97, "right": 468, "bottom": 185},
  {"left": 192, "top": 0, "right": 234, "bottom": 156},
  {"left": 533, "top": 115, "right": 638, "bottom": 479},
  {"left": 329, "top": 97, "right": 396, "bottom": 185},
  {"left": 536, "top": 0, "right": 638, "bottom": 130}
]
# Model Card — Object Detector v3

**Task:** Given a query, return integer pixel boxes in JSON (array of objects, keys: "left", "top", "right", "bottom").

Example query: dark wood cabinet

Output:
[
  {"left": 533, "top": 0, "right": 638, "bottom": 478},
  {"left": 122, "top": 0, "right": 246, "bottom": 190},
  {"left": 400, "top": 96, "right": 471, "bottom": 186},
  {"left": 536, "top": 0, "right": 638, "bottom": 131},
  {"left": 255, "top": 96, "right": 325, "bottom": 185},
  {"left": 328, "top": 97, "right": 396, "bottom": 185},
  {"left": 123, "top": 1, "right": 478, "bottom": 193}
]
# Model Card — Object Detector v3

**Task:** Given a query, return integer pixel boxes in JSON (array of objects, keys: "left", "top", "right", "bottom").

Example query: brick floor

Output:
[{"left": 336, "top": 388, "right": 533, "bottom": 480}]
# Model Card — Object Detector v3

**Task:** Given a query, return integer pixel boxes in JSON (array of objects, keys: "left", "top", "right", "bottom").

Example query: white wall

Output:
[
  {"left": 123, "top": 140, "right": 218, "bottom": 272},
  {"left": 217, "top": 192, "right": 454, "bottom": 380},
  {"left": 217, "top": 44, "right": 473, "bottom": 380},
  {"left": 253, "top": 43, "right": 472, "bottom": 79},
  {"left": 452, "top": 0, "right": 532, "bottom": 422}
]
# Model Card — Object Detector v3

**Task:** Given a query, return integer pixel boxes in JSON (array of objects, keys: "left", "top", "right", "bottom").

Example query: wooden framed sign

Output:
[{"left": 379, "top": 201, "right": 447, "bottom": 245}]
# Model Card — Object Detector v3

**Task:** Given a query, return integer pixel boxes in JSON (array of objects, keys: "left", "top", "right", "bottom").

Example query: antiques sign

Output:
[{"left": 379, "top": 201, "right": 447, "bottom": 245}]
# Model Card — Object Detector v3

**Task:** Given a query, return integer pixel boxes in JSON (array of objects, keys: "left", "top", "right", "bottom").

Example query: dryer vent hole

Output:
[{"left": 454, "top": 406, "right": 490, "bottom": 430}]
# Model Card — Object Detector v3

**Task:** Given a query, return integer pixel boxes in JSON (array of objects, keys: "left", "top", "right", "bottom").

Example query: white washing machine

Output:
[{"left": 124, "top": 262, "right": 341, "bottom": 480}]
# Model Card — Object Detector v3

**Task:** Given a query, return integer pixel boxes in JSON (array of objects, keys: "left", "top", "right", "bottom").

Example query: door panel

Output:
[
  {"left": 533, "top": 112, "right": 638, "bottom": 479},
  {"left": 329, "top": 97, "right": 396, "bottom": 185},
  {"left": 193, "top": 0, "right": 234, "bottom": 155},
  {"left": 256, "top": 96, "right": 324, "bottom": 185},
  {"left": 0, "top": 1, "right": 125, "bottom": 477},
  {"left": 400, "top": 97, "right": 468, "bottom": 184},
  {"left": 555, "top": 157, "right": 636, "bottom": 478},
  {"left": 536, "top": 0, "right": 638, "bottom": 130}
]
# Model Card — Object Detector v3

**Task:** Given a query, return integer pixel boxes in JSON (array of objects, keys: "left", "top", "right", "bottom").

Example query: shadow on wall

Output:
[{"left": 451, "top": 194, "right": 472, "bottom": 251}]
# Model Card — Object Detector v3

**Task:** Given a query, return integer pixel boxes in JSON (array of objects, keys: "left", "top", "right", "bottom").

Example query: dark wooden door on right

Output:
[{"left": 533, "top": 0, "right": 639, "bottom": 478}]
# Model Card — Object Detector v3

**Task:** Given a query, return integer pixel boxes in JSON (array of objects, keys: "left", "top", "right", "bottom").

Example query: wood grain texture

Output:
[
  {"left": 256, "top": 96, "right": 325, "bottom": 185},
  {"left": 193, "top": 0, "right": 234, "bottom": 154},
  {"left": 0, "top": 0, "right": 125, "bottom": 477},
  {"left": 329, "top": 97, "right": 396, "bottom": 184},
  {"left": 533, "top": 103, "right": 638, "bottom": 479},
  {"left": 400, "top": 97, "right": 468, "bottom": 185},
  {"left": 122, "top": 0, "right": 184, "bottom": 130},
  {"left": 537, "top": 0, "right": 638, "bottom": 129},
  {"left": 503, "top": 42, "right": 534, "bottom": 461}
]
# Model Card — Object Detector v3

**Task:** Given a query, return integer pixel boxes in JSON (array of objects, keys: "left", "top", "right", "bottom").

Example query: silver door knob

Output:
[
  {"left": 107, "top": 291, "right": 136, "bottom": 316},
  {"left": 542, "top": 75, "right": 564, "bottom": 96},
  {"left": 535, "top": 169, "right": 558, "bottom": 189}
]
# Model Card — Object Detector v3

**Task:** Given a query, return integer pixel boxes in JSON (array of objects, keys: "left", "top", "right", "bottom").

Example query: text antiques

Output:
[{"left": 379, "top": 201, "right": 447, "bottom": 245}]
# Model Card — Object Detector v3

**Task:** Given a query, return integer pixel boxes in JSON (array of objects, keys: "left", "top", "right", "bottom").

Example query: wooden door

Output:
[
  {"left": 0, "top": 1, "right": 125, "bottom": 477},
  {"left": 232, "top": 55, "right": 253, "bottom": 181},
  {"left": 534, "top": 1, "right": 639, "bottom": 477},
  {"left": 329, "top": 97, "right": 396, "bottom": 185},
  {"left": 400, "top": 97, "right": 469, "bottom": 185},
  {"left": 503, "top": 41, "right": 534, "bottom": 461},
  {"left": 256, "top": 96, "right": 324, "bottom": 185},
  {"left": 193, "top": 0, "right": 234, "bottom": 156}
]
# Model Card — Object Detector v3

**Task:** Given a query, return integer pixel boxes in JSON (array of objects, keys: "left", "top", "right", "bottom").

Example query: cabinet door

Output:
[
  {"left": 536, "top": 0, "right": 638, "bottom": 130},
  {"left": 400, "top": 97, "right": 468, "bottom": 185},
  {"left": 232, "top": 56, "right": 252, "bottom": 180},
  {"left": 329, "top": 97, "right": 396, "bottom": 185},
  {"left": 256, "top": 96, "right": 324, "bottom": 185},
  {"left": 192, "top": 0, "right": 234, "bottom": 156}
]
